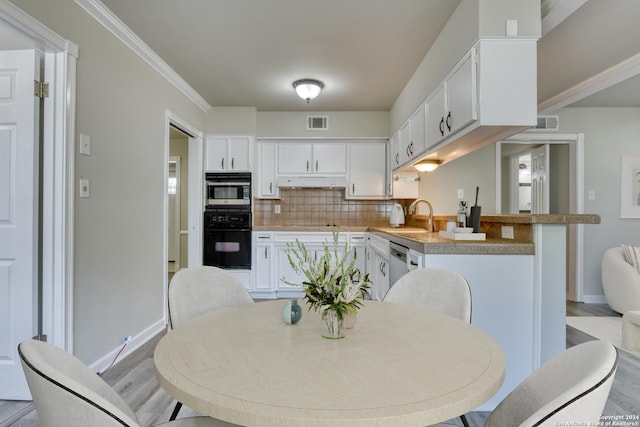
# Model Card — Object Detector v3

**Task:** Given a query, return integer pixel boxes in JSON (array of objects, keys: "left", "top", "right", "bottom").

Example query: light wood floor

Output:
[{"left": 2, "top": 302, "right": 638, "bottom": 427}]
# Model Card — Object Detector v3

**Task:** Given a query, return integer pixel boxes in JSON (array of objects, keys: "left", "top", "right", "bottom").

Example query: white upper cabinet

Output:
[
  {"left": 389, "top": 131, "right": 401, "bottom": 169},
  {"left": 394, "top": 38, "right": 537, "bottom": 170},
  {"left": 347, "top": 142, "right": 387, "bottom": 199},
  {"left": 205, "top": 136, "right": 251, "bottom": 172},
  {"left": 278, "top": 142, "right": 346, "bottom": 174},
  {"left": 426, "top": 51, "right": 476, "bottom": 149},
  {"left": 408, "top": 103, "right": 426, "bottom": 158},
  {"left": 255, "top": 142, "right": 279, "bottom": 198}
]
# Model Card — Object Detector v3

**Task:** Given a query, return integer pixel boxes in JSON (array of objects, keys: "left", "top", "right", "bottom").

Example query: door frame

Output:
[
  {"left": 164, "top": 110, "right": 203, "bottom": 324},
  {"left": 0, "top": 1, "right": 77, "bottom": 351},
  {"left": 495, "top": 133, "right": 585, "bottom": 302}
]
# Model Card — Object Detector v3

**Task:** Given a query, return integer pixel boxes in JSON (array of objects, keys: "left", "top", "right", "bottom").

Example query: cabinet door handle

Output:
[
  {"left": 439, "top": 117, "right": 445, "bottom": 136},
  {"left": 381, "top": 262, "right": 387, "bottom": 276},
  {"left": 395, "top": 153, "right": 399, "bottom": 164},
  {"left": 352, "top": 183, "right": 355, "bottom": 194},
  {"left": 410, "top": 260, "right": 418, "bottom": 267},
  {"left": 446, "top": 111, "right": 452, "bottom": 131},
  {"left": 221, "top": 157, "right": 225, "bottom": 169},
  {"left": 269, "top": 182, "right": 273, "bottom": 193},
  {"left": 306, "top": 160, "right": 309, "bottom": 171},
  {"left": 354, "top": 248, "right": 358, "bottom": 260},
  {"left": 264, "top": 247, "right": 268, "bottom": 259},
  {"left": 409, "top": 141, "right": 414, "bottom": 155},
  {"left": 231, "top": 157, "right": 235, "bottom": 169},
  {"left": 315, "top": 160, "right": 318, "bottom": 171}
]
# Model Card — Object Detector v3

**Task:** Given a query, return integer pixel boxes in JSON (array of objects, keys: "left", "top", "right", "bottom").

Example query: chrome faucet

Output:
[{"left": 408, "top": 198, "right": 434, "bottom": 232}]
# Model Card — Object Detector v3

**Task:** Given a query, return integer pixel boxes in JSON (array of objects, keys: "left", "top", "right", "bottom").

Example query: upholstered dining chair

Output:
[
  {"left": 383, "top": 267, "right": 472, "bottom": 426},
  {"left": 168, "top": 266, "right": 254, "bottom": 419},
  {"left": 430, "top": 340, "right": 618, "bottom": 427},
  {"left": 18, "top": 339, "right": 239, "bottom": 427},
  {"left": 383, "top": 267, "right": 472, "bottom": 323},
  {"left": 168, "top": 266, "right": 254, "bottom": 329}
]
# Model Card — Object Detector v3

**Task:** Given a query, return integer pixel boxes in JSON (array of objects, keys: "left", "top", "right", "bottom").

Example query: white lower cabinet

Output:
[
  {"left": 366, "top": 233, "right": 390, "bottom": 301},
  {"left": 253, "top": 232, "right": 276, "bottom": 299},
  {"left": 252, "top": 231, "right": 365, "bottom": 299}
]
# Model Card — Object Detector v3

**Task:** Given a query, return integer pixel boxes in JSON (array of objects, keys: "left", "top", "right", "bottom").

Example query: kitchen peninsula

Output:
[{"left": 252, "top": 213, "right": 600, "bottom": 411}]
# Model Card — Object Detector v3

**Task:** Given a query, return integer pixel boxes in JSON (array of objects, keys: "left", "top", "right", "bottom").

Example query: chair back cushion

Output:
[
  {"left": 18, "top": 339, "right": 140, "bottom": 427},
  {"left": 485, "top": 340, "right": 618, "bottom": 427},
  {"left": 382, "top": 268, "right": 471, "bottom": 323},
  {"left": 602, "top": 246, "right": 640, "bottom": 313},
  {"left": 169, "top": 266, "right": 253, "bottom": 328}
]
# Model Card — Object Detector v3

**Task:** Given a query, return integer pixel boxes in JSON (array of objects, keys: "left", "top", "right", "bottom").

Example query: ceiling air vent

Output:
[
  {"left": 307, "top": 115, "right": 328, "bottom": 130},
  {"left": 530, "top": 115, "right": 559, "bottom": 131}
]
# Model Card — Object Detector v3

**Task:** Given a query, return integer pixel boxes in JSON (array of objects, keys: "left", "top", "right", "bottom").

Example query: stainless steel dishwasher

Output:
[{"left": 389, "top": 241, "right": 409, "bottom": 286}]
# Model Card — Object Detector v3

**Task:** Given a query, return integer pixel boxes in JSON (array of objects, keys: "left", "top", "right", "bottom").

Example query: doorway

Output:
[
  {"left": 168, "top": 127, "right": 189, "bottom": 282},
  {"left": 163, "top": 112, "right": 203, "bottom": 324},
  {"left": 496, "top": 134, "right": 585, "bottom": 302}
]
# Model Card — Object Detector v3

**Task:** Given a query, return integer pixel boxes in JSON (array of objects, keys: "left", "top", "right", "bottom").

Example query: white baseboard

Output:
[
  {"left": 582, "top": 294, "right": 608, "bottom": 305},
  {"left": 89, "top": 319, "right": 166, "bottom": 374}
]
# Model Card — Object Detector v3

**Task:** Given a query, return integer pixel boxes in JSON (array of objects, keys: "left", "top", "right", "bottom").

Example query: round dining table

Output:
[{"left": 154, "top": 300, "right": 505, "bottom": 427}]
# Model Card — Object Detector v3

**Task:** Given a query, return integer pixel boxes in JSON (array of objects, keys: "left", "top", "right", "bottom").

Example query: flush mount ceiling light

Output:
[
  {"left": 414, "top": 159, "right": 441, "bottom": 172},
  {"left": 293, "top": 79, "right": 324, "bottom": 103}
]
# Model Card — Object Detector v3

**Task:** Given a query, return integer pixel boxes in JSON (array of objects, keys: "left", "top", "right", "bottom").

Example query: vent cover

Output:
[
  {"left": 307, "top": 115, "right": 328, "bottom": 130},
  {"left": 530, "top": 115, "right": 559, "bottom": 131}
]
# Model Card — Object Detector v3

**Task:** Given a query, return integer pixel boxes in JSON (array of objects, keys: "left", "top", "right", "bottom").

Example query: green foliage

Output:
[{"left": 281, "top": 230, "right": 369, "bottom": 319}]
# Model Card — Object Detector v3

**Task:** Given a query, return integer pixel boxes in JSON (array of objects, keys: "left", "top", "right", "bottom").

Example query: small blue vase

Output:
[{"left": 282, "top": 299, "right": 303, "bottom": 325}]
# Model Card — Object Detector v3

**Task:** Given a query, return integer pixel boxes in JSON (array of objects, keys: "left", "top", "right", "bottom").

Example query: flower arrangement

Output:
[{"left": 281, "top": 231, "right": 369, "bottom": 329}]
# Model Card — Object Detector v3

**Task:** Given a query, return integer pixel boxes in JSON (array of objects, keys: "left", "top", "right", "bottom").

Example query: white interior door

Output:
[
  {"left": 0, "top": 49, "right": 40, "bottom": 399},
  {"left": 531, "top": 145, "right": 550, "bottom": 214}
]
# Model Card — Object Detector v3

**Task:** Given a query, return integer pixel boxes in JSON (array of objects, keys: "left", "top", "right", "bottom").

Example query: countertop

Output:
[
  {"left": 252, "top": 214, "right": 600, "bottom": 255},
  {"left": 368, "top": 227, "right": 535, "bottom": 255}
]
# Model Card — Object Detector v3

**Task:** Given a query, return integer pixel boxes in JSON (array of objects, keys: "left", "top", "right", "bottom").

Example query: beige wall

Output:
[
  {"left": 256, "top": 111, "right": 389, "bottom": 138},
  {"left": 9, "top": 0, "right": 206, "bottom": 363},
  {"left": 416, "top": 144, "right": 496, "bottom": 215},
  {"left": 557, "top": 107, "right": 640, "bottom": 298}
]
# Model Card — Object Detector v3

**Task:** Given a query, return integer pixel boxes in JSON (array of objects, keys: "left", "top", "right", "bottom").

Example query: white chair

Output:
[
  {"left": 431, "top": 340, "right": 618, "bottom": 427},
  {"left": 383, "top": 267, "right": 472, "bottom": 323},
  {"left": 168, "top": 266, "right": 254, "bottom": 418},
  {"left": 18, "top": 339, "right": 239, "bottom": 427},
  {"left": 383, "top": 267, "right": 472, "bottom": 426},
  {"left": 169, "top": 266, "right": 254, "bottom": 328},
  {"left": 602, "top": 246, "right": 640, "bottom": 314}
]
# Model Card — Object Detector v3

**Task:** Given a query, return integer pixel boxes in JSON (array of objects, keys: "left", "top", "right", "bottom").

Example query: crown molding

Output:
[
  {"left": 74, "top": 0, "right": 211, "bottom": 112},
  {"left": 538, "top": 51, "right": 640, "bottom": 114},
  {"left": 0, "top": 0, "right": 78, "bottom": 56}
]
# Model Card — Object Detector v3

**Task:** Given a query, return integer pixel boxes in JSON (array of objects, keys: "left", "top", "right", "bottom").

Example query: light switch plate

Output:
[
  {"left": 79, "top": 178, "right": 90, "bottom": 198},
  {"left": 79, "top": 134, "right": 91, "bottom": 156}
]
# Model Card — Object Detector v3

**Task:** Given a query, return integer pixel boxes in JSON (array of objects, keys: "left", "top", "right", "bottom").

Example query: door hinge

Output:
[
  {"left": 32, "top": 334, "right": 48, "bottom": 342},
  {"left": 34, "top": 80, "right": 49, "bottom": 99}
]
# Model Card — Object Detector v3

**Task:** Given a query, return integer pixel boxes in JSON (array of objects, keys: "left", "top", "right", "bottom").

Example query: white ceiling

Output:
[
  {"left": 3, "top": 0, "right": 640, "bottom": 111},
  {"left": 99, "top": 0, "right": 461, "bottom": 111}
]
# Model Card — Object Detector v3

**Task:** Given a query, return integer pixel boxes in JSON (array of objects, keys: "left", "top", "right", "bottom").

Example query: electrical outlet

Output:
[
  {"left": 457, "top": 189, "right": 464, "bottom": 199},
  {"left": 79, "top": 178, "right": 90, "bottom": 198},
  {"left": 501, "top": 226, "right": 514, "bottom": 239},
  {"left": 274, "top": 204, "right": 281, "bottom": 214},
  {"left": 506, "top": 19, "right": 518, "bottom": 37}
]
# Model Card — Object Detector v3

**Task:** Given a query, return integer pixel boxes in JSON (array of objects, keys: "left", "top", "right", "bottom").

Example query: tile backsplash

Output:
[{"left": 253, "top": 189, "right": 395, "bottom": 226}]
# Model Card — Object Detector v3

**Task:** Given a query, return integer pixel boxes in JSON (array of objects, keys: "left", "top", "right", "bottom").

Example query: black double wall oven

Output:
[{"left": 203, "top": 173, "right": 251, "bottom": 269}]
